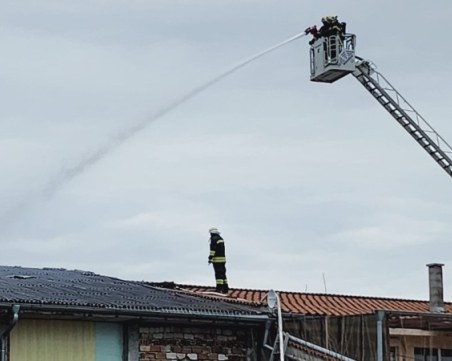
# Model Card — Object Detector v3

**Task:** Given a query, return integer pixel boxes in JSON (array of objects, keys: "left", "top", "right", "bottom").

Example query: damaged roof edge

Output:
[{"left": 0, "top": 303, "right": 270, "bottom": 323}]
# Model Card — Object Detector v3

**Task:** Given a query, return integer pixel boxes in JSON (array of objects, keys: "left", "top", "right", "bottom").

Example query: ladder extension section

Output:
[{"left": 353, "top": 61, "right": 452, "bottom": 178}]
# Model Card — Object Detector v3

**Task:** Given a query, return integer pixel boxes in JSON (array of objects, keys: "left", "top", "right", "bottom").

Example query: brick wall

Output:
[{"left": 139, "top": 325, "right": 250, "bottom": 361}]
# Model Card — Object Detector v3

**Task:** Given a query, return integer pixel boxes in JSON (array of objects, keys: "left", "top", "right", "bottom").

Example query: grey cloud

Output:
[{"left": 1, "top": 0, "right": 452, "bottom": 300}]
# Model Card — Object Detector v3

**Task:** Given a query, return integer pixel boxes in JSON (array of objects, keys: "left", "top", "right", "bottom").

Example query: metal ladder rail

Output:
[{"left": 352, "top": 61, "right": 452, "bottom": 178}]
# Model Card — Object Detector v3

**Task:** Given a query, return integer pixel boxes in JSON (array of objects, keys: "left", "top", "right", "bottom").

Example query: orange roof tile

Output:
[{"left": 164, "top": 284, "right": 451, "bottom": 317}]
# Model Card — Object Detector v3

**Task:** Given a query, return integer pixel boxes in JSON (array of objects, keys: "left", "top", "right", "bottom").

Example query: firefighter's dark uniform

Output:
[
  {"left": 208, "top": 232, "right": 229, "bottom": 293},
  {"left": 318, "top": 18, "right": 343, "bottom": 38},
  {"left": 306, "top": 17, "right": 346, "bottom": 59},
  {"left": 317, "top": 16, "right": 346, "bottom": 62}
]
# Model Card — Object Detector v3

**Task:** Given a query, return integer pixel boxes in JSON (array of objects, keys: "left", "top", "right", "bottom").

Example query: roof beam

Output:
[{"left": 389, "top": 328, "right": 452, "bottom": 337}]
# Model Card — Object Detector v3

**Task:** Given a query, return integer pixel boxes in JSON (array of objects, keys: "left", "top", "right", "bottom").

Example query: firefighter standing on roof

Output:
[{"left": 208, "top": 228, "right": 229, "bottom": 294}]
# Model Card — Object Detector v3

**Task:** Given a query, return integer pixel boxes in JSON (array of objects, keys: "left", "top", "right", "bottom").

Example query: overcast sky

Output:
[{"left": 1, "top": 0, "right": 452, "bottom": 301}]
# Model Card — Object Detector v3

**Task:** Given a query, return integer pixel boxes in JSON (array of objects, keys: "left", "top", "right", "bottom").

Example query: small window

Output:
[
  {"left": 390, "top": 347, "right": 398, "bottom": 361},
  {"left": 440, "top": 349, "right": 452, "bottom": 361},
  {"left": 414, "top": 347, "right": 438, "bottom": 361}
]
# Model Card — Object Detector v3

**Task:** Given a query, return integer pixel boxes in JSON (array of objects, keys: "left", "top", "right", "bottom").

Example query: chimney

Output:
[{"left": 427, "top": 263, "right": 445, "bottom": 313}]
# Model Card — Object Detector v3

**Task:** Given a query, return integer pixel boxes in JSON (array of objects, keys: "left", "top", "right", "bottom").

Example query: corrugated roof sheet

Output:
[
  {"left": 0, "top": 266, "right": 266, "bottom": 318},
  {"left": 164, "top": 284, "right": 452, "bottom": 316}
]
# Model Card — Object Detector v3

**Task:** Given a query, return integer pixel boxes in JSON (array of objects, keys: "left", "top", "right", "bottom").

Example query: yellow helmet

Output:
[{"left": 322, "top": 16, "right": 337, "bottom": 24}]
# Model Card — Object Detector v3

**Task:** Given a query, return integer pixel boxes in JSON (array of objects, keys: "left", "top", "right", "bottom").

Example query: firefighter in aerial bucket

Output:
[
  {"left": 305, "top": 16, "right": 346, "bottom": 62},
  {"left": 305, "top": 16, "right": 346, "bottom": 45},
  {"left": 208, "top": 227, "right": 229, "bottom": 294}
]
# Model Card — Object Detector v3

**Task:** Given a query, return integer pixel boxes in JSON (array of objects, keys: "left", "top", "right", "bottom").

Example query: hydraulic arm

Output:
[
  {"left": 309, "top": 33, "right": 452, "bottom": 179},
  {"left": 353, "top": 60, "right": 452, "bottom": 178}
]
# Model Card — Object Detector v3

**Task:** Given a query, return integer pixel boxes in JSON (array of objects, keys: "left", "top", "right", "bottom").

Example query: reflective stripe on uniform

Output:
[{"left": 212, "top": 257, "right": 226, "bottom": 263}]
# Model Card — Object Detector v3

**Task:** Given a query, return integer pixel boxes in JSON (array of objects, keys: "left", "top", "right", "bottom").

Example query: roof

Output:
[
  {"left": 0, "top": 266, "right": 267, "bottom": 320},
  {"left": 154, "top": 283, "right": 452, "bottom": 317}
]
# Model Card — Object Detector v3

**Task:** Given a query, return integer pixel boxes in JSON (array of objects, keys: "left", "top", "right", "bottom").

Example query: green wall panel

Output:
[
  {"left": 10, "top": 319, "right": 95, "bottom": 361},
  {"left": 9, "top": 319, "right": 123, "bottom": 361}
]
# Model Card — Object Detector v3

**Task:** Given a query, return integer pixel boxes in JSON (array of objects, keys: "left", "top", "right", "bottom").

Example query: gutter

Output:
[
  {"left": 378, "top": 309, "right": 452, "bottom": 318},
  {"left": 0, "top": 305, "right": 20, "bottom": 361},
  {"left": 0, "top": 303, "right": 269, "bottom": 323}
]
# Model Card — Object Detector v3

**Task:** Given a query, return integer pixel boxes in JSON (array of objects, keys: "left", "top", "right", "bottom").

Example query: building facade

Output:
[
  {"left": 167, "top": 264, "right": 452, "bottom": 361},
  {"left": 0, "top": 266, "right": 268, "bottom": 361}
]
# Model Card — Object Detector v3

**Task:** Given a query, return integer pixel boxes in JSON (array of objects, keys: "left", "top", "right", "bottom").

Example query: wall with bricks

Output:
[{"left": 138, "top": 325, "right": 253, "bottom": 361}]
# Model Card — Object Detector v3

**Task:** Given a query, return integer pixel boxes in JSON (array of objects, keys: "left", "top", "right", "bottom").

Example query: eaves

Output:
[{"left": 0, "top": 302, "right": 270, "bottom": 324}]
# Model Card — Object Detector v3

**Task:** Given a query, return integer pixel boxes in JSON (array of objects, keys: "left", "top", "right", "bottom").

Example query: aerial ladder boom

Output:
[
  {"left": 309, "top": 33, "right": 452, "bottom": 178},
  {"left": 353, "top": 60, "right": 452, "bottom": 177}
]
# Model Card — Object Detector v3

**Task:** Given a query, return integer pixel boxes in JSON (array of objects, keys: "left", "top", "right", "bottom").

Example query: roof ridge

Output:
[
  {"left": 148, "top": 283, "right": 264, "bottom": 307},
  {"left": 171, "top": 283, "right": 435, "bottom": 304}
]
